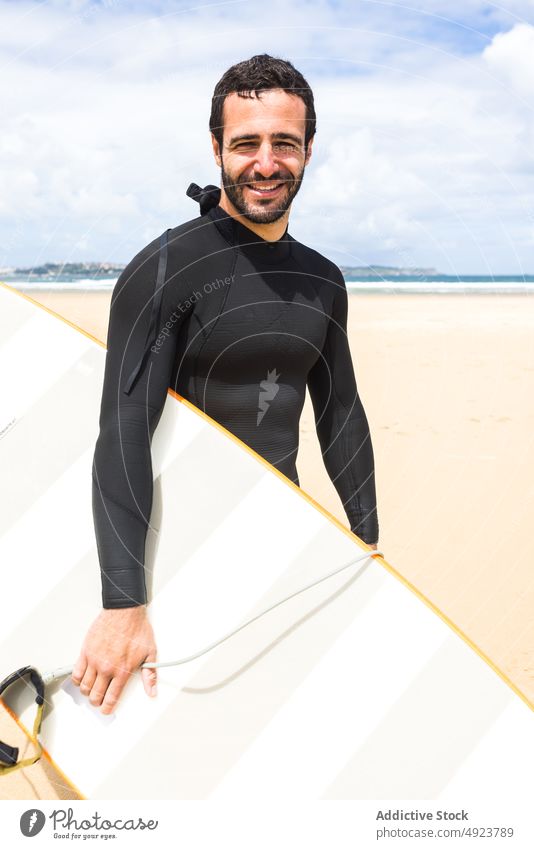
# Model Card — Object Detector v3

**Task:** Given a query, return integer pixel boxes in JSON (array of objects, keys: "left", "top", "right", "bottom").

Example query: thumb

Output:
[{"left": 141, "top": 653, "right": 157, "bottom": 698}]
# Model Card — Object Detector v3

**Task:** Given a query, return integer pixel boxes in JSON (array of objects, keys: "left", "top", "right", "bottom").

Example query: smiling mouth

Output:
[{"left": 245, "top": 182, "right": 286, "bottom": 197}]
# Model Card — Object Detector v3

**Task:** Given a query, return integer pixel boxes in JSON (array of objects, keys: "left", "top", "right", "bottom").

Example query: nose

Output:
[{"left": 254, "top": 141, "right": 278, "bottom": 178}]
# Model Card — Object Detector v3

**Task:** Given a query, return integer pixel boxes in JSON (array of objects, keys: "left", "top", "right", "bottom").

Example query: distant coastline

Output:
[
  {"left": 0, "top": 262, "right": 123, "bottom": 280},
  {"left": 1, "top": 262, "right": 534, "bottom": 294},
  {"left": 2, "top": 261, "right": 534, "bottom": 282},
  {"left": 341, "top": 264, "right": 439, "bottom": 279},
  {"left": 3, "top": 261, "right": 440, "bottom": 279}
]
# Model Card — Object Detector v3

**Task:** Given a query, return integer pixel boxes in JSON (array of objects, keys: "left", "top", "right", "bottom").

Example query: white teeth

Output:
[{"left": 249, "top": 183, "right": 282, "bottom": 192}]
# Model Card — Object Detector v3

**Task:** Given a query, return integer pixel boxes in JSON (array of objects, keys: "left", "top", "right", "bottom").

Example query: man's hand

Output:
[
  {"left": 71, "top": 606, "right": 157, "bottom": 715},
  {"left": 368, "top": 543, "right": 378, "bottom": 551}
]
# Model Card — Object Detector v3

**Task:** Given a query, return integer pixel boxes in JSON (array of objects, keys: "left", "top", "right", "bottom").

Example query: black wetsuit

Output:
[{"left": 93, "top": 183, "right": 379, "bottom": 608}]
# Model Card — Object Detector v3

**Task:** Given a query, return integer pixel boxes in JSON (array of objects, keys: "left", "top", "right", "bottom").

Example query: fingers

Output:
[
  {"left": 87, "top": 672, "right": 111, "bottom": 708},
  {"left": 141, "top": 666, "right": 157, "bottom": 698},
  {"left": 87, "top": 669, "right": 130, "bottom": 715},
  {"left": 141, "top": 650, "right": 157, "bottom": 698},
  {"left": 71, "top": 653, "right": 87, "bottom": 686},
  {"left": 89, "top": 657, "right": 143, "bottom": 714},
  {"left": 73, "top": 662, "right": 118, "bottom": 715},
  {"left": 79, "top": 666, "right": 98, "bottom": 698},
  {"left": 99, "top": 675, "right": 128, "bottom": 716},
  {"left": 72, "top": 654, "right": 101, "bottom": 701},
  {"left": 72, "top": 611, "right": 158, "bottom": 715}
]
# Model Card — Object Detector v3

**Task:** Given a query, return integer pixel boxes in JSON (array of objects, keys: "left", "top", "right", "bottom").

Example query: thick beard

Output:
[{"left": 220, "top": 160, "right": 306, "bottom": 224}]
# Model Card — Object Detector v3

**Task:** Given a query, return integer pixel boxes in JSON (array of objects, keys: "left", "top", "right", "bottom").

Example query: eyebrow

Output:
[{"left": 227, "top": 132, "right": 304, "bottom": 147}]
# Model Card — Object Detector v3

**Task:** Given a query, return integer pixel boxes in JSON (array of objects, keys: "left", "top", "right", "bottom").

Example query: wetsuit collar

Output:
[
  {"left": 186, "top": 181, "right": 292, "bottom": 263},
  {"left": 208, "top": 203, "right": 292, "bottom": 264}
]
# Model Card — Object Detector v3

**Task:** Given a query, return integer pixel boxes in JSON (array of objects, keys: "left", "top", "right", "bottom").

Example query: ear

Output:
[
  {"left": 211, "top": 133, "right": 222, "bottom": 166},
  {"left": 304, "top": 135, "right": 314, "bottom": 166}
]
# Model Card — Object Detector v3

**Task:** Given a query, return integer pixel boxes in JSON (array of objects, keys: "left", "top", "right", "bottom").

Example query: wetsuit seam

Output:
[
  {"left": 290, "top": 253, "right": 323, "bottom": 302},
  {"left": 192, "top": 246, "right": 239, "bottom": 409},
  {"left": 118, "top": 401, "right": 160, "bottom": 412},
  {"left": 320, "top": 294, "right": 367, "bottom": 534},
  {"left": 327, "top": 367, "right": 364, "bottom": 526},
  {"left": 334, "top": 388, "right": 367, "bottom": 531},
  {"left": 92, "top": 474, "right": 149, "bottom": 527},
  {"left": 291, "top": 254, "right": 338, "bottom": 359}
]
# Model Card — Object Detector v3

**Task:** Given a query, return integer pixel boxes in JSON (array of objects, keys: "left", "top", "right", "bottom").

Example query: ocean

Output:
[{"left": 2, "top": 274, "right": 534, "bottom": 295}]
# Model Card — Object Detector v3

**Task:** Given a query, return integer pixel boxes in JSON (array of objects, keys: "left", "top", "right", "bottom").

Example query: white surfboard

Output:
[{"left": 0, "top": 281, "right": 532, "bottom": 801}]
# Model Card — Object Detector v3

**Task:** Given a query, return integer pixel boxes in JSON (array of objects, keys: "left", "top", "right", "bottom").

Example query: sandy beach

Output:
[{"left": 29, "top": 289, "right": 534, "bottom": 705}]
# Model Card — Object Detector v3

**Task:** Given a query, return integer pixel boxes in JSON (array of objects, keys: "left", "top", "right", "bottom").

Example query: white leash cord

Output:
[{"left": 43, "top": 549, "right": 383, "bottom": 685}]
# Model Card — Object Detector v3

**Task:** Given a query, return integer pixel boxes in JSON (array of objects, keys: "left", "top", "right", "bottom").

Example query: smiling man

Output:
[{"left": 72, "top": 54, "right": 379, "bottom": 715}]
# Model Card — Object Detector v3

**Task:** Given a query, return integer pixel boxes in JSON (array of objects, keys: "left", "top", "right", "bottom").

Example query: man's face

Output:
[{"left": 212, "top": 88, "right": 313, "bottom": 224}]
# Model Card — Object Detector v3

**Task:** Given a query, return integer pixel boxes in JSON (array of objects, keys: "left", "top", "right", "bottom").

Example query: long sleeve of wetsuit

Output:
[
  {"left": 92, "top": 236, "right": 181, "bottom": 608},
  {"left": 307, "top": 265, "right": 379, "bottom": 545}
]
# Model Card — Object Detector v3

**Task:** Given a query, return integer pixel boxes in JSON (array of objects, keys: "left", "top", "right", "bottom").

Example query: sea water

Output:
[{"left": 3, "top": 273, "right": 534, "bottom": 295}]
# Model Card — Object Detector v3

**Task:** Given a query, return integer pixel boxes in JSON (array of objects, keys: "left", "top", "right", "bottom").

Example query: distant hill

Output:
[
  {"left": 340, "top": 265, "right": 439, "bottom": 279},
  {"left": 5, "top": 262, "right": 125, "bottom": 278},
  {"left": 3, "top": 262, "right": 438, "bottom": 280}
]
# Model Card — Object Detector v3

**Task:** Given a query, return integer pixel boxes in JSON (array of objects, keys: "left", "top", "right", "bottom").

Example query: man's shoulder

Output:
[
  {"left": 167, "top": 211, "right": 215, "bottom": 248},
  {"left": 289, "top": 234, "right": 346, "bottom": 286},
  {"left": 122, "top": 212, "right": 219, "bottom": 274},
  {"left": 112, "top": 212, "right": 219, "bottom": 303}
]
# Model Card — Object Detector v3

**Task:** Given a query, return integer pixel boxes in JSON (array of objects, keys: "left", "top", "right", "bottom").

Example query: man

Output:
[{"left": 72, "top": 53, "right": 379, "bottom": 715}]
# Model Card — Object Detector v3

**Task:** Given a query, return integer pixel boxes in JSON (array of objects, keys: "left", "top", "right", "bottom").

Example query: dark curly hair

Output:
[{"left": 209, "top": 53, "right": 316, "bottom": 155}]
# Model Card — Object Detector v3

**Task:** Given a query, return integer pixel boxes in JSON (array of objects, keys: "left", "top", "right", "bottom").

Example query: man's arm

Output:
[
  {"left": 91, "top": 236, "right": 180, "bottom": 609},
  {"left": 307, "top": 264, "right": 379, "bottom": 546},
  {"left": 72, "top": 234, "right": 185, "bottom": 714}
]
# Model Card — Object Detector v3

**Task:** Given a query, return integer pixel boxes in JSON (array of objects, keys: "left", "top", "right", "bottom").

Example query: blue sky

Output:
[{"left": 1, "top": 0, "right": 534, "bottom": 272}]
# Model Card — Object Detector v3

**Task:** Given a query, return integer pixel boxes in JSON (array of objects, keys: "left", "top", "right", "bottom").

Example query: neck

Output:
[{"left": 218, "top": 188, "right": 289, "bottom": 242}]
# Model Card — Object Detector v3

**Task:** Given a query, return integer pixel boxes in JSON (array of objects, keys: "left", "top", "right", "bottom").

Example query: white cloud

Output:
[
  {"left": 291, "top": 32, "right": 534, "bottom": 273},
  {"left": 482, "top": 22, "right": 534, "bottom": 94},
  {"left": 0, "top": 1, "right": 534, "bottom": 273}
]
